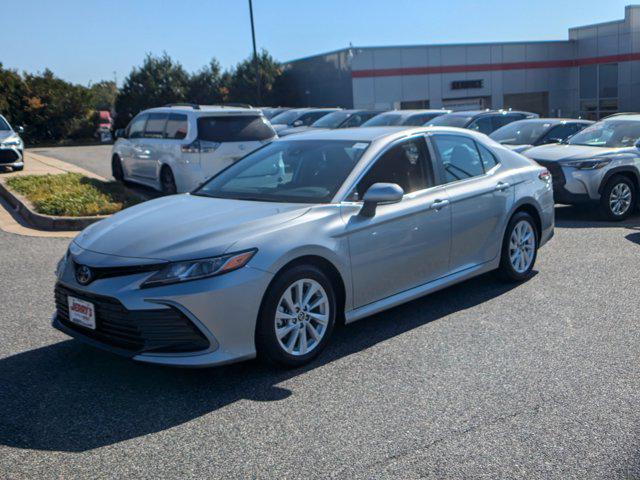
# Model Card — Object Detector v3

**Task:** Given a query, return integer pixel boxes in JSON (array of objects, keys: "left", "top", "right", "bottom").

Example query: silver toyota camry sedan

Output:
[{"left": 53, "top": 126, "right": 555, "bottom": 368}]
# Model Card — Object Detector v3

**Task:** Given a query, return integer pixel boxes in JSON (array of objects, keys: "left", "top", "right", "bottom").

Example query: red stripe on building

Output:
[{"left": 351, "top": 52, "right": 640, "bottom": 78}]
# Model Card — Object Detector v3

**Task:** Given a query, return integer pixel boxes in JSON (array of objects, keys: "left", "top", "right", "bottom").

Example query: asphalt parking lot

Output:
[
  {"left": 0, "top": 205, "right": 639, "bottom": 479},
  {"left": 30, "top": 145, "right": 114, "bottom": 180}
]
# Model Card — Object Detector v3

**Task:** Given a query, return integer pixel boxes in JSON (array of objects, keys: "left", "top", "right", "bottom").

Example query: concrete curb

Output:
[{"left": 0, "top": 177, "right": 108, "bottom": 231}]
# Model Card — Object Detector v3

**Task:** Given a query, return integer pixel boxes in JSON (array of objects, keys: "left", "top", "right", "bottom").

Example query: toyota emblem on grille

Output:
[{"left": 76, "top": 265, "right": 93, "bottom": 285}]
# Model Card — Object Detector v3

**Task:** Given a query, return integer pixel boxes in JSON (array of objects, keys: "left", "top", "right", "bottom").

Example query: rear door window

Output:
[
  {"left": 432, "top": 134, "right": 485, "bottom": 183},
  {"left": 143, "top": 113, "right": 168, "bottom": 139},
  {"left": 165, "top": 113, "right": 188, "bottom": 139},
  {"left": 197, "top": 115, "right": 275, "bottom": 142}
]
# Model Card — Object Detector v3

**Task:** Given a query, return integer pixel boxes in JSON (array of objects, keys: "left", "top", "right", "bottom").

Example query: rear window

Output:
[{"left": 197, "top": 115, "right": 275, "bottom": 142}]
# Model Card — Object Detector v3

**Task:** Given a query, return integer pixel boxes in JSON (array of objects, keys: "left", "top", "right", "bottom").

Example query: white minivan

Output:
[{"left": 112, "top": 104, "right": 277, "bottom": 193}]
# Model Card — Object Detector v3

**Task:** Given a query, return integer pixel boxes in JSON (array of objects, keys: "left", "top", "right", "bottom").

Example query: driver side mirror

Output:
[
  {"left": 16, "top": 126, "right": 24, "bottom": 134},
  {"left": 292, "top": 120, "right": 303, "bottom": 127},
  {"left": 360, "top": 183, "right": 404, "bottom": 217}
]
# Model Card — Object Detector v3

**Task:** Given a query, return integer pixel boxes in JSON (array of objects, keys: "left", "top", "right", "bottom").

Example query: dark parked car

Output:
[
  {"left": 427, "top": 110, "right": 539, "bottom": 135},
  {"left": 490, "top": 118, "right": 593, "bottom": 152},
  {"left": 270, "top": 108, "right": 341, "bottom": 133},
  {"left": 361, "top": 109, "right": 450, "bottom": 127},
  {"left": 278, "top": 109, "right": 383, "bottom": 136}
]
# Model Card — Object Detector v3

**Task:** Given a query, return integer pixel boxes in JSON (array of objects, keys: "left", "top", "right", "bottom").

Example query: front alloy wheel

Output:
[
  {"left": 497, "top": 211, "right": 538, "bottom": 281},
  {"left": 275, "top": 279, "right": 330, "bottom": 356},
  {"left": 256, "top": 265, "right": 336, "bottom": 367},
  {"left": 600, "top": 175, "right": 635, "bottom": 221}
]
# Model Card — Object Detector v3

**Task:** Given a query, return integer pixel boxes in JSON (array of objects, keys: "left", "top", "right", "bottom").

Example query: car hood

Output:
[
  {"left": 73, "top": 194, "right": 311, "bottom": 262},
  {"left": 524, "top": 144, "right": 626, "bottom": 162}
]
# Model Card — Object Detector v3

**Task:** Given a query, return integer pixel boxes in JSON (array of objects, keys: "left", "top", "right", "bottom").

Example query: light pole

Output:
[{"left": 248, "top": 0, "right": 262, "bottom": 106}]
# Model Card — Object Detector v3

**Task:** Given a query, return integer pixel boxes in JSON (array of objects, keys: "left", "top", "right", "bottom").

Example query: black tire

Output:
[
  {"left": 160, "top": 166, "right": 177, "bottom": 195},
  {"left": 12, "top": 165, "right": 24, "bottom": 172},
  {"left": 256, "top": 264, "right": 337, "bottom": 368},
  {"left": 496, "top": 211, "right": 539, "bottom": 282},
  {"left": 599, "top": 175, "right": 635, "bottom": 221},
  {"left": 111, "top": 155, "right": 124, "bottom": 181}
]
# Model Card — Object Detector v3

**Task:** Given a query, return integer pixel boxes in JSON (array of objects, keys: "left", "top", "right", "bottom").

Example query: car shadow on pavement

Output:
[
  {"left": 555, "top": 205, "right": 640, "bottom": 229},
  {"left": 0, "top": 272, "right": 526, "bottom": 453}
]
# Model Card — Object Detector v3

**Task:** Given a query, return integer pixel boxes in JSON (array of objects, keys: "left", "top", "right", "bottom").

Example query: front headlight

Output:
[
  {"left": 1, "top": 136, "right": 23, "bottom": 148},
  {"left": 563, "top": 158, "right": 611, "bottom": 170},
  {"left": 141, "top": 249, "right": 257, "bottom": 288}
]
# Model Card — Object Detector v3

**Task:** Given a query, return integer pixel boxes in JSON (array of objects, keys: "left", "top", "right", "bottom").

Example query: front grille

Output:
[
  {"left": 0, "top": 149, "right": 19, "bottom": 163},
  {"left": 55, "top": 283, "right": 210, "bottom": 354},
  {"left": 71, "top": 260, "right": 165, "bottom": 283},
  {"left": 533, "top": 160, "right": 566, "bottom": 188}
]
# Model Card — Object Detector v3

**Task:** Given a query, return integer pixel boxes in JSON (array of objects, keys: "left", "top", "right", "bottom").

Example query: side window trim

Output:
[{"left": 342, "top": 134, "right": 434, "bottom": 202}]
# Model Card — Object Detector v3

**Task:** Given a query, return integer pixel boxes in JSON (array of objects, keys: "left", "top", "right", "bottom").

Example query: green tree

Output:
[
  {"left": 0, "top": 63, "right": 28, "bottom": 127},
  {"left": 186, "top": 59, "right": 224, "bottom": 105},
  {"left": 89, "top": 80, "right": 117, "bottom": 111},
  {"left": 22, "top": 69, "right": 95, "bottom": 142},
  {"left": 226, "top": 50, "right": 283, "bottom": 106},
  {"left": 114, "top": 53, "right": 190, "bottom": 128}
]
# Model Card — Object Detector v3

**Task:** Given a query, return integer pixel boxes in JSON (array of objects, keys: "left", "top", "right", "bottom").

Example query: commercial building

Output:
[{"left": 284, "top": 5, "right": 640, "bottom": 119}]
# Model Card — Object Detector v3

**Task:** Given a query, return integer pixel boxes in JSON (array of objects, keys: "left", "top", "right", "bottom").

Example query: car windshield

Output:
[
  {"left": 311, "top": 111, "right": 351, "bottom": 128},
  {"left": 490, "top": 120, "right": 553, "bottom": 145},
  {"left": 568, "top": 120, "right": 640, "bottom": 148},
  {"left": 194, "top": 139, "right": 370, "bottom": 203},
  {"left": 361, "top": 113, "right": 404, "bottom": 126},
  {"left": 426, "top": 114, "right": 473, "bottom": 128},
  {"left": 270, "top": 110, "right": 303, "bottom": 125},
  {"left": 0, "top": 117, "right": 11, "bottom": 130}
]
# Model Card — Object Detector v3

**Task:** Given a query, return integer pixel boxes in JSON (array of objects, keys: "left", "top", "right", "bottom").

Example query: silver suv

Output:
[{"left": 525, "top": 114, "right": 640, "bottom": 220}]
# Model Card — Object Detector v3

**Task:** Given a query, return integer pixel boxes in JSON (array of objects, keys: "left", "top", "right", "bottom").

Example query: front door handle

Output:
[
  {"left": 430, "top": 198, "right": 450, "bottom": 211},
  {"left": 494, "top": 181, "right": 510, "bottom": 192}
]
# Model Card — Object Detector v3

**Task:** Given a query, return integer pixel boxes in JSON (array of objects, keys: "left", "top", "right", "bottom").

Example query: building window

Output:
[
  {"left": 580, "top": 63, "right": 618, "bottom": 120},
  {"left": 399, "top": 99, "right": 429, "bottom": 109}
]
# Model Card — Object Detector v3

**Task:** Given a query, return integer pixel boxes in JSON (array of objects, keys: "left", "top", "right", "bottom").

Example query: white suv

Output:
[{"left": 112, "top": 104, "right": 276, "bottom": 193}]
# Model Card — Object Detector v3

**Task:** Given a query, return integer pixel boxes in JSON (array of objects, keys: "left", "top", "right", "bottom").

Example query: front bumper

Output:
[
  {"left": 0, "top": 147, "right": 23, "bottom": 167},
  {"left": 53, "top": 248, "right": 274, "bottom": 367},
  {"left": 535, "top": 160, "right": 602, "bottom": 205}
]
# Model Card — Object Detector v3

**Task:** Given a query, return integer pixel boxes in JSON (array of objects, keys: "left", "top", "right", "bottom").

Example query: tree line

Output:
[{"left": 0, "top": 51, "right": 298, "bottom": 144}]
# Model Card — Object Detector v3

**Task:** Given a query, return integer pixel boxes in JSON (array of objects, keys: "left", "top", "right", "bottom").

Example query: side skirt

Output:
[{"left": 344, "top": 260, "right": 498, "bottom": 324}]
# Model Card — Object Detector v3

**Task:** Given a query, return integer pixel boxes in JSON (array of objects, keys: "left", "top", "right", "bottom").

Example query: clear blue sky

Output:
[{"left": 1, "top": 0, "right": 634, "bottom": 85}]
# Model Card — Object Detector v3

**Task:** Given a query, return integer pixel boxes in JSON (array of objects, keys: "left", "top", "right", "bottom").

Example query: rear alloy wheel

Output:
[
  {"left": 600, "top": 175, "right": 635, "bottom": 221},
  {"left": 111, "top": 156, "right": 124, "bottom": 181},
  {"left": 160, "top": 167, "right": 177, "bottom": 195},
  {"left": 497, "top": 211, "right": 538, "bottom": 282},
  {"left": 256, "top": 265, "right": 336, "bottom": 368}
]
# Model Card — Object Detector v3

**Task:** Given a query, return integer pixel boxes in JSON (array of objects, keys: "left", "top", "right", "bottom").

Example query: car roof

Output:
[
  {"left": 273, "top": 125, "right": 488, "bottom": 143},
  {"left": 143, "top": 105, "right": 264, "bottom": 116},
  {"left": 505, "top": 118, "right": 593, "bottom": 125},
  {"left": 444, "top": 109, "right": 536, "bottom": 118},
  {"left": 379, "top": 109, "right": 450, "bottom": 117},
  {"left": 601, "top": 113, "right": 640, "bottom": 122}
]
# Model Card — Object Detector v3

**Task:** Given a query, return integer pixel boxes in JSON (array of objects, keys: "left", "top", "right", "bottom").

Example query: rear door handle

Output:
[
  {"left": 494, "top": 181, "right": 510, "bottom": 192},
  {"left": 430, "top": 198, "right": 450, "bottom": 211}
]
